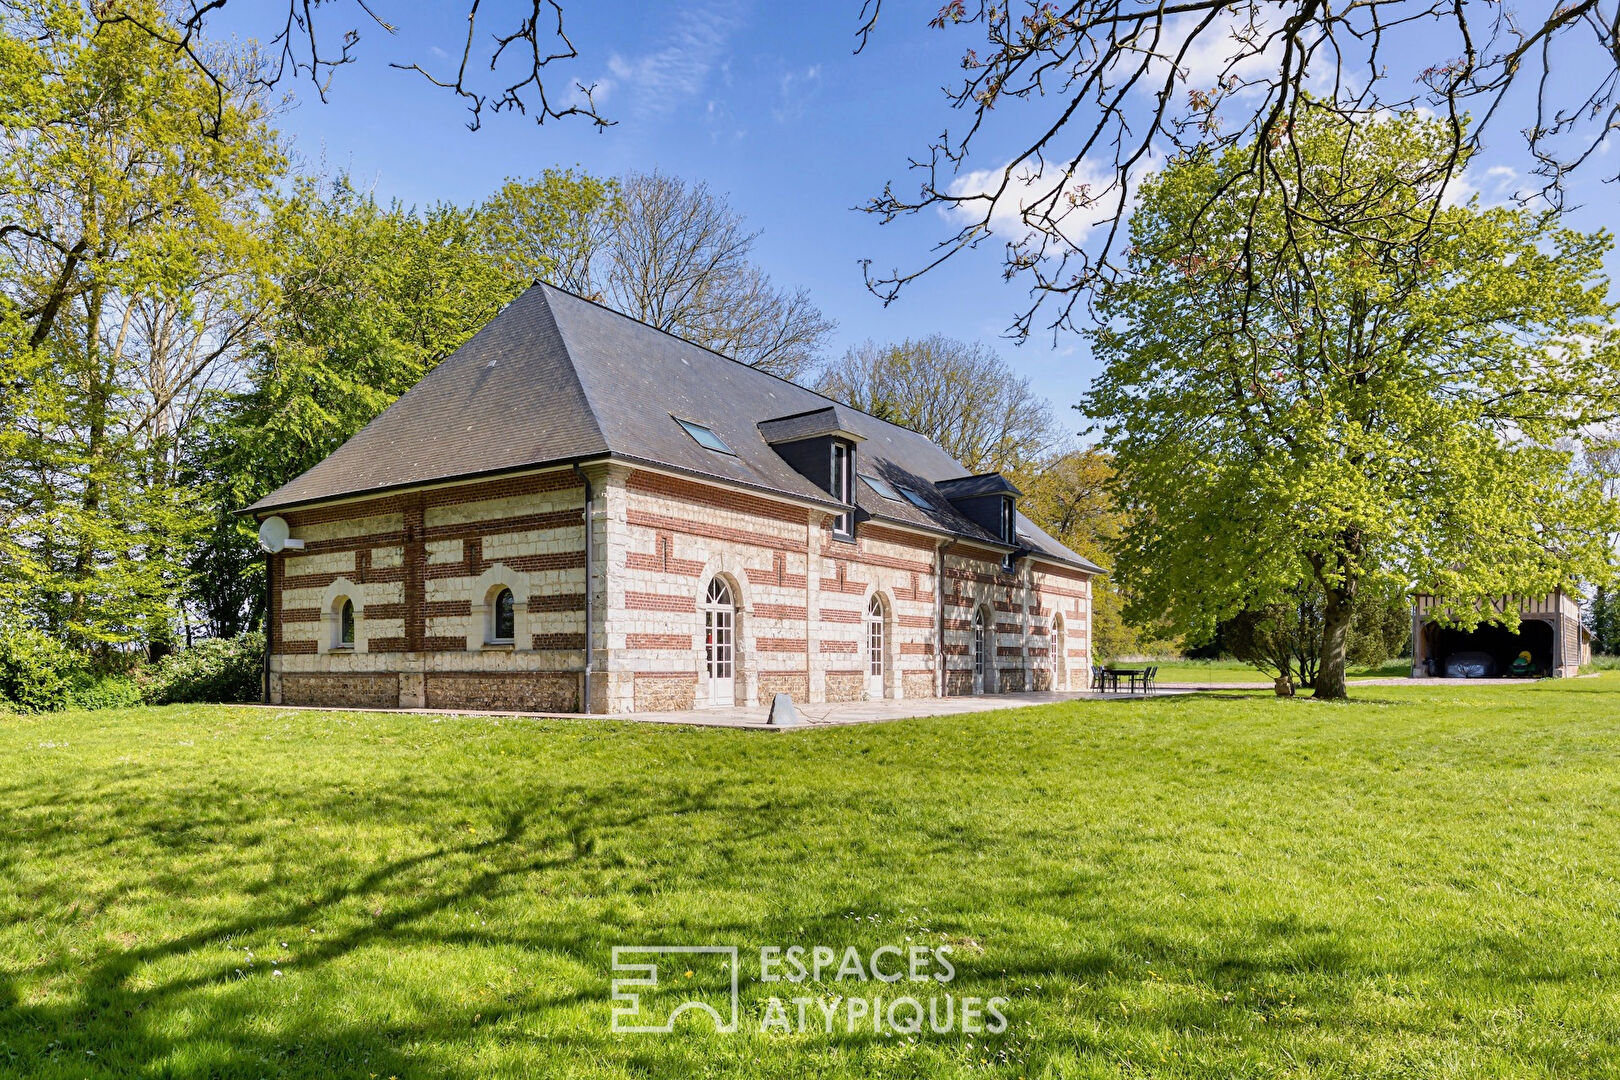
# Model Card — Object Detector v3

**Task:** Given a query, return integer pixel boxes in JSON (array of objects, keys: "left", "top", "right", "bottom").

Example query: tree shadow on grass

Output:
[{"left": 0, "top": 777, "right": 760, "bottom": 1079}]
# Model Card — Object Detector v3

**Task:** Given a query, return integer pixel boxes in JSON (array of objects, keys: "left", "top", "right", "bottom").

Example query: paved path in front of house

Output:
[
  {"left": 235, "top": 688, "right": 1188, "bottom": 732},
  {"left": 234, "top": 676, "right": 1554, "bottom": 732}
]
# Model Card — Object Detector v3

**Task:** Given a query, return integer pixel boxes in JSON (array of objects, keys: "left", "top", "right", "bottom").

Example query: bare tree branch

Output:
[
  {"left": 87, "top": 0, "right": 612, "bottom": 136},
  {"left": 858, "top": 0, "right": 1620, "bottom": 340}
]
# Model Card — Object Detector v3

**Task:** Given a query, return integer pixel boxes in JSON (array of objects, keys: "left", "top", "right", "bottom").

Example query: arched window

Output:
[
  {"left": 702, "top": 578, "right": 736, "bottom": 707},
  {"left": 490, "top": 587, "right": 515, "bottom": 644},
  {"left": 338, "top": 598, "right": 355, "bottom": 648}
]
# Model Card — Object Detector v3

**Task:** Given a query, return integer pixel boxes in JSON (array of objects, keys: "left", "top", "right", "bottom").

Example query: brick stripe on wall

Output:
[
  {"left": 529, "top": 593, "right": 586, "bottom": 612},
  {"left": 753, "top": 603, "right": 808, "bottom": 621},
  {"left": 625, "top": 591, "right": 695, "bottom": 612},
  {"left": 746, "top": 566, "right": 808, "bottom": 590},
  {"left": 627, "top": 509, "right": 807, "bottom": 554},
  {"left": 532, "top": 633, "right": 587, "bottom": 650},
  {"left": 627, "top": 551, "right": 707, "bottom": 577},
  {"left": 627, "top": 470, "right": 808, "bottom": 524}
]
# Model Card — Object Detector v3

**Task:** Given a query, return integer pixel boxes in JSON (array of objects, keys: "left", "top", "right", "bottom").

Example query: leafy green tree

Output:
[
  {"left": 0, "top": 0, "right": 281, "bottom": 655},
  {"left": 193, "top": 177, "right": 529, "bottom": 635},
  {"left": 1083, "top": 110, "right": 1620, "bottom": 699},
  {"left": 1013, "top": 446, "right": 1176, "bottom": 660}
]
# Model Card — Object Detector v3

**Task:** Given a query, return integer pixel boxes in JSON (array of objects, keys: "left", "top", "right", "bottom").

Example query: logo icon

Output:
[{"left": 611, "top": 946, "right": 739, "bottom": 1034}]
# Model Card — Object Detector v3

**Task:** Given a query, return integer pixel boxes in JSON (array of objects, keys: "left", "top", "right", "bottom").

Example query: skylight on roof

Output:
[
  {"left": 674, "top": 417, "right": 734, "bottom": 455},
  {"left": 899, "top": 487, "right": 933, "bottom": 509},
  {"left": 860, "top": 473, "right": 902, "bottom": 501}
]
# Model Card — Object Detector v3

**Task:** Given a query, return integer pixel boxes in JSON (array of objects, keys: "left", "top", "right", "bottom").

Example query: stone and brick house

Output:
[{"left": 244, "top": 283, "right": 1100, "bottom": 713}]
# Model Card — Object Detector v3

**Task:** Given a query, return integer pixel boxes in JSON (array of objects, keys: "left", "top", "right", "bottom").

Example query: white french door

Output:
[
  {"left": 972, "top": 609, "right": 987, "bottom": 695},
  {"left": 1054, "top": 618, "right": 1068, "bottom": 690},
  {"left": 866, "top": 595, "right": 885, "bottom": 699},
  {"left": 703, "top": 578, "right": 736, "bottom": 707}
]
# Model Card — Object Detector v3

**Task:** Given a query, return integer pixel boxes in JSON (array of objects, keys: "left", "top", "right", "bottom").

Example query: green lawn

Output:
[
  {"left": 3, "top": 678, "right": 1619, "bottom": 1078},
  {"left": 1132, "top": 658, "right": 1411, "bottom": 683}
]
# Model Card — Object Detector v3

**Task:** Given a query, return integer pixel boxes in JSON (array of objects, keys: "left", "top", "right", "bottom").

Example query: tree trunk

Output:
[{"left": 1315, "top": 585, "right": 1353, "bottom": 700}]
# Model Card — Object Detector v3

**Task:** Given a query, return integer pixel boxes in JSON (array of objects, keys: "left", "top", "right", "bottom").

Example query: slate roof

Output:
[{"left": 246, "top": 283, "right": 1101, "bottom": 573}]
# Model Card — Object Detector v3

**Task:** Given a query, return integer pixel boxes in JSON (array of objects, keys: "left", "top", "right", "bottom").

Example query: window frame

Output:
[
  {"left": 830, "top": 440, "right": 855, "bottom": 541},
  {"left": 899, "top": 487, "right": 932, "bottom": 510},
  {"left": 674, "top": 417, "right": 735, "bottom": 455}
]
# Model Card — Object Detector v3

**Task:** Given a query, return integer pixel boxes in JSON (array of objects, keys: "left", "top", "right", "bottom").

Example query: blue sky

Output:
[{"left": 217, "top": 1, "right": 1620, "bottom": 439}]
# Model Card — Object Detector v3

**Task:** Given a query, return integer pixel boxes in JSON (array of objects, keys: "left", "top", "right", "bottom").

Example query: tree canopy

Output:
[
  {"left": 1082, "top": 110, "right": 1620, "bottom": 697},
  {"left": 815, "top": 335, "right": 1054, "bottom": 473}
]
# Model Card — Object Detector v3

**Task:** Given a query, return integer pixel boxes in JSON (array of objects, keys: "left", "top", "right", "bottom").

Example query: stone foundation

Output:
[
  {"left": 633, "top": 673, "right": 698, "bottom": 712},
  {"left": 903, "top": 672, "right": 935, "bottom": 699},
  {"left": 424, "top": 672, "right": 579, "bottom": 712},
  {"left": 281, "top": 673, "right": 400, "bottom": 708},
  {"left": 757, "top": 672, "right": 810, "bottom": 703},
  {"left": 824, "top": 671, "right": 862, "bottom": 702}
]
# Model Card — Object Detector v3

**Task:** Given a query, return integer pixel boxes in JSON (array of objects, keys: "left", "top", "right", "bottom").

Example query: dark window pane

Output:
[{"left": 494, "top": 588, "right": 515, "bottom": 641}]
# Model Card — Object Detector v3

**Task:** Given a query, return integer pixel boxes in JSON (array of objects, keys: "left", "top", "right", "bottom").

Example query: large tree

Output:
[
  {"left": 1082, "top": 110, "right": 1620, "bottom": 699},
  {"left": 862, "top": 0, "right": 1620, "bottom": 336},
  {"left": 1012, "top": 445, "right": 1173, "bottom": 659},
  {"left": 815, "top": 335, "right": 1053, "bottom": 472},
  {"left": 194, "top": 176, "right": 535, "bottom": 637},
  {"left": 0, "top": 0, "right": 282, "bottom": 653},
  {"left": 479, "top": 170, "right": 834, "bottom": 380}
]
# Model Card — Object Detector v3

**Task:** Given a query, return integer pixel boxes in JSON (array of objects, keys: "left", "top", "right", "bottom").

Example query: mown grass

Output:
[
  {"left": 1139, "top": 658, "right": 1411, "bottom": 683},
  {"left": 2, "top": 677, "right": 1618, "bottom": 1078}
]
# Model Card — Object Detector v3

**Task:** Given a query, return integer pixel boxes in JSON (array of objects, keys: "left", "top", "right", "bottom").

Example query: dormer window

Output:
[
  {"left": 830, "top": 440, "right": 855, "bottom": 540},
  {"left": 1000, "top": 496, "right": 1015, "bottom": 543},
  {"left": 675, "top": 417, "right": 734, "bottom": 455}
]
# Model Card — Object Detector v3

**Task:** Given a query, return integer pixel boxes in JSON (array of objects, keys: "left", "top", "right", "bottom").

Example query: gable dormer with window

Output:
[
  {"left": 758, "top": 405, "right": 865, "bottom": 542},
  {"left": 935, "top": 473, "right": 1022, "bottom": 567}
]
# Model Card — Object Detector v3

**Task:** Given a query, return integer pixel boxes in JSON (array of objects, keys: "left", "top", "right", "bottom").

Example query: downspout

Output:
[
  {"left": 575, "top": 465, "right": 594, "bottom": 713},
  {"left": 935, "top": 539, "right": 950, "bottom": 697},
  {"left": 262, "top": 550, "right": 274, "bottom": 704}
]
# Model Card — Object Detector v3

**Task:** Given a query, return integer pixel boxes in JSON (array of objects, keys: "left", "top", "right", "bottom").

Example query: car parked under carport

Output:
[{"left": 1412, "top": 590, "right": 1590, "bottom": 679}]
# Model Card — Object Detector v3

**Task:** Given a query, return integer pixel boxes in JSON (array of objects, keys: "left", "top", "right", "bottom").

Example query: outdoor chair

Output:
[{"left": 1091, "top": 665, "right": 1109, "bottom": 693}]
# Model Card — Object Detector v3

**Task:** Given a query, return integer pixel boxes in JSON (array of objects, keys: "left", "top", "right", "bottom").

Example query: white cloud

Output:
[
  {"left": 601, "top": 0, "right": 748, "bottom": 120},
  {"left": 944, "top": 154, "right": 1156, "bottom": 249},
  {"left": 771, "top": 63, "right": 821, "bottom": 124},
  {"left": 1442, "top": 163, "right": 1525, "bottom": 208}
]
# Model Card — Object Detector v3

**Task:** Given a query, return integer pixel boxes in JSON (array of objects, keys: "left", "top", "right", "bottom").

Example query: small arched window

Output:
[
  {"left": 338, "top": 598, "right": 355, "bottom": 647},
  {"left": 491, "top": 587, "right": 515, "bottom": 643}
]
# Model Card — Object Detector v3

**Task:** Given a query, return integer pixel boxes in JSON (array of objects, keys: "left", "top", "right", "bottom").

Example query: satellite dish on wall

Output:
[{"left": 258, "top": 516, "right": 305, "bottom": 553}]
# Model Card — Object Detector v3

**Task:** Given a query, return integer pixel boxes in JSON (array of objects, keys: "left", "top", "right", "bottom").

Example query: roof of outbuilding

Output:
[{"left": 246, "top": 283, "right": 1101, "bottom": 573}]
